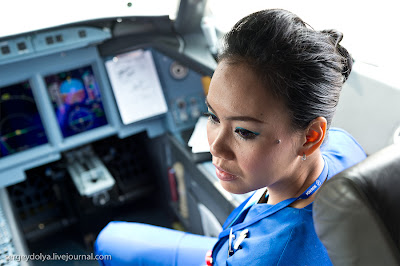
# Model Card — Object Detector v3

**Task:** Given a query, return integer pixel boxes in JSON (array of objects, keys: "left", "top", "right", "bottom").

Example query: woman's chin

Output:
[{"left": 220, "top": 181, "right": 249, "bottom": 195}]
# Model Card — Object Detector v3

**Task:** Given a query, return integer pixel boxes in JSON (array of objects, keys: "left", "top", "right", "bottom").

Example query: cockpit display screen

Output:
[
  {"left": 45, "top": 65, "right": 108, "bottom": 138},
  {"left": 0, "top": 81, "right": 48, "bottom": 158}
]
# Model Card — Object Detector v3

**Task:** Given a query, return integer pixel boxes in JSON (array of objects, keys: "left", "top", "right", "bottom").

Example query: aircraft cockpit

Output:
[{"left": 0, "top": 1, "right": 399, "bottom": 265}]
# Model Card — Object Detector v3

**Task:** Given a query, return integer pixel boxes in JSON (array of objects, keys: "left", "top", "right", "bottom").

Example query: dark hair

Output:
[{"left": 218, "top": 9, "right": 353, "bottom": 131}]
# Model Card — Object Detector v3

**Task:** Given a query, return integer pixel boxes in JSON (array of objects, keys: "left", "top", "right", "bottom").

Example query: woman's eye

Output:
[
  {"left": 234, "top": 127, "right": 259, "bottom": 140},
  {"left": 204, "top": 112, "right": 220, "bottom": 123}
]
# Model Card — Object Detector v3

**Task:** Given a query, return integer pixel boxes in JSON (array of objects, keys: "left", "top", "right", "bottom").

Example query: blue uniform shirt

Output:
[{"left": 212, "top": 128, "right": 367, "bottom": 265}]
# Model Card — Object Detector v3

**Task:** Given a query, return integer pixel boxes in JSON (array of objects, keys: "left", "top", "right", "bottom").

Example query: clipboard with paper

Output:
[{"left": 105, "top": 49, "right": 168, "bottom": 125}]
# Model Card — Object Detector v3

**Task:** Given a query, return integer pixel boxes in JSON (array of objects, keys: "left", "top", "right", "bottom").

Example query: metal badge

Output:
[
  {"left": 228, "top": 228, "right": 235, "bottom": 257},
  {"left": 233, "top": 229, "right": 249, "bottom": 250}
]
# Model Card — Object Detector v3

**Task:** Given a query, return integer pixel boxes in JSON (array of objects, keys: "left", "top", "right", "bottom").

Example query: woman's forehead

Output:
[
  {"left": 211, "top": 61, "right": 263, "bottom": 97},
  {"left": 208, "top": 61, "right": 288, "bottom": 123}
]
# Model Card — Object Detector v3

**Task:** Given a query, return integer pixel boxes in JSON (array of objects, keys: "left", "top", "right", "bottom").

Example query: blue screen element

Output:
[
  {"left": 45, "top": 65, "right": 108, "bottom": 138},
  {"left": 0, "top": 81, "right": 48, "bottom": 158}
]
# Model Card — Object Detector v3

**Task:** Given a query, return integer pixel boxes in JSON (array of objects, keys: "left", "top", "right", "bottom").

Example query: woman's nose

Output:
[{"left": 208, "top": 129, "right": 235, "bottom": 161}]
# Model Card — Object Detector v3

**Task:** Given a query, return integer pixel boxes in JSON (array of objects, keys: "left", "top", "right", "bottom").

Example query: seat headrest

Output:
[{"left": 313, "top": 143, "right": 400, "bottom": 265}]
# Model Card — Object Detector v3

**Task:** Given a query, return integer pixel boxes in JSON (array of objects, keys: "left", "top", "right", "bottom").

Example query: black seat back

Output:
[{"left": 313, "top": 143, "right": 400, "bottom": 265}]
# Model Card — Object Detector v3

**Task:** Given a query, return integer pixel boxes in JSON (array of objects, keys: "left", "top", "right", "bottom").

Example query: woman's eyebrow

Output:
[
  {"left": 205, "top": 98, "right": 217, "bottom": 114},
  {"left": 205, "top": 98, "right": 264, "bottom": 123}
]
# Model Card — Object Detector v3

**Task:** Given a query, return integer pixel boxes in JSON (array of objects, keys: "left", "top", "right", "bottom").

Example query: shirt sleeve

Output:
[{"left": 321, "top": 127, "right": 367, "bottom": 178}]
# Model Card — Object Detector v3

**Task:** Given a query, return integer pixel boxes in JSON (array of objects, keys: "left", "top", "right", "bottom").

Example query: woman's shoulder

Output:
[
  {"left": 226, "top": 205, "right": 329, "bottom": 265},
  {"left": 322, "top": 127, "right": 367, "bottom": 178},
  {"left": 275, "top": 211, "right": 332, "bottom": 266},
  {"left": 219, "top": 206, "right": 313, "bottom": 265},
  {"left": 247, "top": 204, "right": 312, "bottom": 235},
  {"left": 323, "top": 127, "right": 365, "bottom": 153}
]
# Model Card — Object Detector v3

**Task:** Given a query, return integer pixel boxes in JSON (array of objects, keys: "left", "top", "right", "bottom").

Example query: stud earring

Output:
[
  {"left": 302, "top": 153, "right": 306, "bottom": 161},
  {"left": 275, "top": 139, "right": 281, "bottom": 144}
]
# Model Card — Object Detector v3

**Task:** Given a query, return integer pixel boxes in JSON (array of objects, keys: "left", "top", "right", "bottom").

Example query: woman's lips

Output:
[{"left": 214, "top": 164, "right": 238, "bottom": 181}]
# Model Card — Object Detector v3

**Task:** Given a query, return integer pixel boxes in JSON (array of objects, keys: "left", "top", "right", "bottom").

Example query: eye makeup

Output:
[
  {"left": 204, "top": 111, "right": 260, "bottom": 140},
  {"left": 204, "top": 111, "right": 220, "bottom": 124},
  {"left": 234, "top": 127, "right": 260, "bottom": 140}
]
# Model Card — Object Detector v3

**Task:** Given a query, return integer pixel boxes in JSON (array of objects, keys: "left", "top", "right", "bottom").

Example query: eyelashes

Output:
[
  {"left": 204, "top": 111, "right": 219, "bottom": 124},
  {"left": 203, "top": 112, "right": 260, "bottom": 140},
  {"left": 234, "top": 127, "right": 260, "bottom": 140}
]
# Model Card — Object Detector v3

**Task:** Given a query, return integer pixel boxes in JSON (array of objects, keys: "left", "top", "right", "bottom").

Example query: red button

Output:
[{"left": 205, "top": 250, "right": 213, "bottom": 266}]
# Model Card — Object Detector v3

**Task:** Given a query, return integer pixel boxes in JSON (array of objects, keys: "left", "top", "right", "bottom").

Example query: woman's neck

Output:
[{"left": 266, "top": 152, "right": 325, "bottom": 207}]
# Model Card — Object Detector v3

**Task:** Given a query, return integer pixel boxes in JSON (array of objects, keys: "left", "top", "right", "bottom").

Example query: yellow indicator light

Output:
[
  {"left": 1, "top": 93, "right": 10, "bottom": 100},
  {"left": 201, "top": 76, "right": 211, "bottom": 95}
]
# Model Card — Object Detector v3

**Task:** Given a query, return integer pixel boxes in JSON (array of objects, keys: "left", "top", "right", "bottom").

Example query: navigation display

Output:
[
  {"left": 45, "top": 65, "right": 108, "bottom": 138},
  {"left": 0, "top": 81, "right": 48, "bottom": 158}
]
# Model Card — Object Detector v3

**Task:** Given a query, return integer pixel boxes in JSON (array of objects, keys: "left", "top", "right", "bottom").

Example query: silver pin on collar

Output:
[
  {"left": 234, "top": 229, "right": 249, "bottom": 250},
  {"left": 228, "top": 228, "right": 235, "bottom": 257}
]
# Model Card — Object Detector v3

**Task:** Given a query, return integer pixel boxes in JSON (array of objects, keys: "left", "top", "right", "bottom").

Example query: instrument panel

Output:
[{"left": 0, "top": 26, "right": 212, "bottom": 188}]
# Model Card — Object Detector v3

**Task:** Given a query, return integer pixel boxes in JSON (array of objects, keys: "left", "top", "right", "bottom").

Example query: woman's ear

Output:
[{"left": 300, "top": 117, "right": 327, "bottom": 157}]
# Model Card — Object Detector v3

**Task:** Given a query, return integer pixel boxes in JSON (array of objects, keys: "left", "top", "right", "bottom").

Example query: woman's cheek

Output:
[
  {"left": 241, "top": 149, "right": 271, "bottom": 176},
  {"left": 238, "top": 150, "right": 259, "bottom": 172}
]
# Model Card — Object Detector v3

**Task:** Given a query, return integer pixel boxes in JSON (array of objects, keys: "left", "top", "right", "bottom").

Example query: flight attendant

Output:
[{"left": 95, "top": 8, "right": 366, "bottom": 265}]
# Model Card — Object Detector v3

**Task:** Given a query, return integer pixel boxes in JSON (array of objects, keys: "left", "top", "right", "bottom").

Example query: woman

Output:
[{"left": 95, "top": 9, "right": 366, "bottom": 265}]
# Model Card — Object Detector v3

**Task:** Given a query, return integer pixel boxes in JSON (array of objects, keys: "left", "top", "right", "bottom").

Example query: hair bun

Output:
[
  {"left": 321, "top": 29, "right": 343, "bottom": 47},
  {"left": 321, "top": 29, "right": 353, "bottom": 82}
]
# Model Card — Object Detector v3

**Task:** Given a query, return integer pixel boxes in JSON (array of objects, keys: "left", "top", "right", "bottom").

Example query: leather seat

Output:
[{"left": 313, "top": 143, "right": 400, "bottom": 266}]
